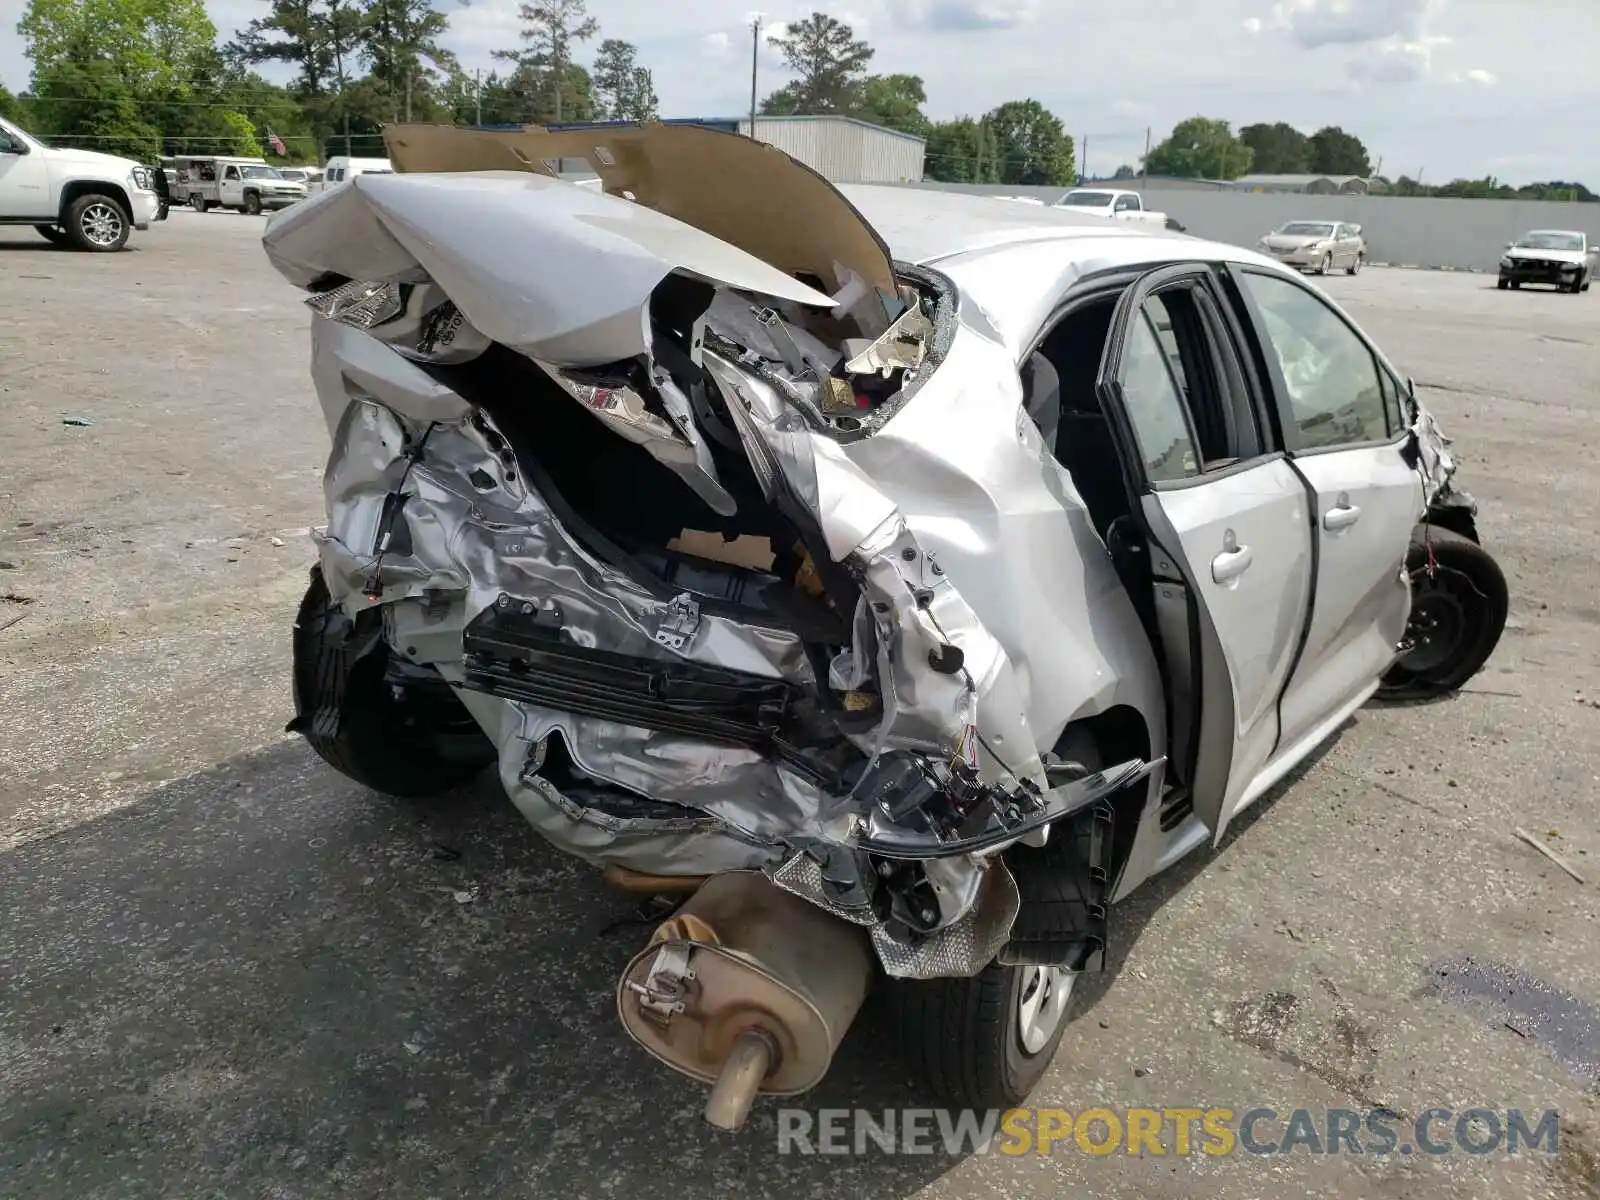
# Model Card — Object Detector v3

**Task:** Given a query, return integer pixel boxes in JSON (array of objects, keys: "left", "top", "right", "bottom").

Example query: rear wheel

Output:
[
  {"left": 33, "top": 224, "right": 67, "bottom": 246},
  {"left": 1378, "top": 526, "right": 1509, "bottom": 701},
  {"left": 190, "top": 194, "right": 209, "bottom": 213},
  {"left": 290, "top": 568, "right": 497, "bottom": 796},
  {"left": 65, "top": 193, "right": 130, "bottom": 252},
  {"left": 890, "top": 731, "right": 1101, "bottom": 1108},
  {"left": 1346, "top": 254, "right": 1363, "bottom": 276}
]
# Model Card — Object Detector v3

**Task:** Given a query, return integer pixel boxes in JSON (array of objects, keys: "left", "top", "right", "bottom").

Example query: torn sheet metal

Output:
[
  {"left": 1410, "top": 399, "right": 1458, "bottom": 504},
  {"left": 380, "top": 121, "right": 899, "bottom": 312},
  {"left": 264, "top": 170, "right": 835, "bottom": 366}
]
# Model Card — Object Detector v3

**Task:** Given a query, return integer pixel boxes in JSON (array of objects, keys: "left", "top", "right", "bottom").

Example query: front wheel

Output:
[
  {"left": 1319, "top": 254, "right": 1333, "bottom": 275},
  {"left": 1497, "top": 277, "right": 1509, "bottom": 290},
  {"left": 66, "top": 193, "right": 130, "bottom": 252},
  {"left": 244, "top": 191, "right": 262, "bottom": 215},
  {"left": 1378, "top": 526, "right": 1509, "bottom": 701}
]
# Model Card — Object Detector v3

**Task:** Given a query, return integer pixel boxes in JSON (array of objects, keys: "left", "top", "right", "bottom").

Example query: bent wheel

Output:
[{"left": 1378, "top": 526, "right": 1509, "bottom": 701}]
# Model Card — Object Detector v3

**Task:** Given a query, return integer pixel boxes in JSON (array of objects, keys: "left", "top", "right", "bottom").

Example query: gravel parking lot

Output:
[{"left": 2, "top": 210, "right": 1598, "bottom": 1199}]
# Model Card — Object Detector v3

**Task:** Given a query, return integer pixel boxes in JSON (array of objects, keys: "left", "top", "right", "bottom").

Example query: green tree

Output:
[
  {"left": 363, "top": 0, "right": 457, "bottom": 122},
  {"left": 924, "top": 116, "right": 1001, "bottom": 184},
  {"left": 0, "top": 82, "right": 27, "bottom": 122},
  {"left": 855, "top": 73, "right": 930, "bottom": 137},
  {"left": 493, "top": 0, "right": 598, "bottom": 123},
  {"left": 592, "top": 38, "right": 656, "bottom": 121},
  {"left": 19, "top": 0, "right": 218, "bottom": 95},
  {"left": 22, "top": 34, "right": 161, "bottom": 157},
  {"left": 762, "top": 12, "right": 873, "bottom": 114},
  {"left": 226, "top": 0, "right": 329, "bottom": 96},
  {"left": 1307, "top": 125, "right": 1371, "bottom": 176},
  {"left": 1143, "top": 117, "right": 1253, "bottom": 179},
  {"left": 1238, "top": 121, "right": 1311, "bottom": 174},
  {"left": 982, "top": 99, "right": 1073, "bottom": 185}
]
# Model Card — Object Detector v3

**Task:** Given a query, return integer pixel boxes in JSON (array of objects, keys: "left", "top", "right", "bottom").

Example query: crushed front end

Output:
[{"left": 266, "top": 149, "right": 1154, "bottom": 1122}]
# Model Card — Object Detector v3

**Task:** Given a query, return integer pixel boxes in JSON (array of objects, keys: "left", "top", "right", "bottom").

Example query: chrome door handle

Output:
[
  {"left": 1211, "top": 544, "right": 1254, "bottom": 584},
  {"left": 1323, "top": 502, "right": 1362, "bottom": 531}
]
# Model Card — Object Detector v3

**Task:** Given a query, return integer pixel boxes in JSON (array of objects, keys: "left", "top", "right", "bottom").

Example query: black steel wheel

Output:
[{"left": 1378, "top": 526, "right": 1508, "bottom": 700}]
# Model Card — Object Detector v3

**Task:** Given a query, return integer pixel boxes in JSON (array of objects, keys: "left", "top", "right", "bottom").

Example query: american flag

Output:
[{"left": 267, "top": 128, "right": 287, "bottom": 156}]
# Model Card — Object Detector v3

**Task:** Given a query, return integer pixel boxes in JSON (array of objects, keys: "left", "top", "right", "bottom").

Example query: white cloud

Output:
[
  {"left": 1347, "top": 33, "right": 1451, "bottom": 84},
  {"left": 1463, "top": 67, "right": 1497, "bottom": 86},
  {"left": 1255, "top": 0, "right": 1444, "bottom": 49},
  {"left": 701, "top": 31, "right": 731, "bottom": 58},
  {"left": 1242, "top": 16, "right": 1263, "bottom": 34}
]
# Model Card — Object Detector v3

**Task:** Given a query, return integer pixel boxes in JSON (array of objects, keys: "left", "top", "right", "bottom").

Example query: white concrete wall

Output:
[{"left": 900, "top": 182, "right": 1600, "bottom": 272}]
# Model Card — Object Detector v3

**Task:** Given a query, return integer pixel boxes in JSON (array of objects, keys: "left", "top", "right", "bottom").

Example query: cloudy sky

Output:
[{"left": 3, "top": 0, "right": 1597, "bottom": 184}]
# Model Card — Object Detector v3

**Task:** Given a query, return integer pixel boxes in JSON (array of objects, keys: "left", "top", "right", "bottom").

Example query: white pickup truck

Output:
[
  {"left": 1052, "top": 187, "right": 1185, "bottom": 231},
  {"left": 0, "top": 115, "right": 165, "bottom": 251}
]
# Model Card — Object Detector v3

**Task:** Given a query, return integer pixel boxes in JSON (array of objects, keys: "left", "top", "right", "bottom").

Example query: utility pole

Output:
[
  {"left": 1079, "top": 133, "right": 1087, "bottom": 183},
  {"left": 1140, "top": 126, "right": 1150, "bottom": 194},
  {"left": 474, "top": 68, "right": 483, "bottom": 126},
  {"left": 749, "top": 16, "right": 761, "bottom": 138}
]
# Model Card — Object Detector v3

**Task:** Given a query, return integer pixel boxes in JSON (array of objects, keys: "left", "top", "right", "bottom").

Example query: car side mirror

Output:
[
  {"left": 1350, "top": 225, "right": 1361, "bottom": 235},
  {"left": 1406, "top": 376, "right": 1418, "bottom": 401},
  {"left": 1504, "top": 242, "right": 1514, "bottom": 250}
]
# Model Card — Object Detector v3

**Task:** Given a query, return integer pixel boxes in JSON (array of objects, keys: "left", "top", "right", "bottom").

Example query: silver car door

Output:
[
  {"left": 1232, "top": 267, "right": 1422, "bottom": 758},
  {"left": 1096, "top": 264, "right": 1314, "bottom": 837}
]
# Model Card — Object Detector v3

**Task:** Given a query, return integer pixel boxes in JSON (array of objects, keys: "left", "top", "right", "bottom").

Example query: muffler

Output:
[{"left": 615, "top": 870, "right": 873, "bottom": 1131}]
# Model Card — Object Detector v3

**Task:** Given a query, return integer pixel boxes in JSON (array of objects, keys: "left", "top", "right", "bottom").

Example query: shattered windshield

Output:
[
  {"left": 1059, "top": 190, "right": 1115, "bottom": 207},
  {"left": 1514, "top": 232, "right": 1583, "bottom": 252}
]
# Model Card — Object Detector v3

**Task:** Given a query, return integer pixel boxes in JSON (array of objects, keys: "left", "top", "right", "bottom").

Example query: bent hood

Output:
[
  {"left": 380, "top": 121, "right": 899, "bottom": 308},
  {"left": 260, "top": 168, "right": 838, "bottom": 365}
]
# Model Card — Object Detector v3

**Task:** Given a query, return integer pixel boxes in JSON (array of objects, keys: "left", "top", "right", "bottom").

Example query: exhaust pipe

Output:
[{"left": 615, "top": 870, "right": 873, "bottom": 1131}]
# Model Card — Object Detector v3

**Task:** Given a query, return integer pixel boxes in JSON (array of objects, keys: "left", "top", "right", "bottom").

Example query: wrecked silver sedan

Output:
[{"left": 264, "top": 124, "right": 1508, "bottom": 1129}]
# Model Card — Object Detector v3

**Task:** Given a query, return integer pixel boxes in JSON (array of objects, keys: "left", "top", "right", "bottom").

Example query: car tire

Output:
[
  {"left": 190, "top": 194, "right": 209, "bottom": 213},
  {"left": 889, "top": 729, "right": 1102, "bottom": 1110},
  {"left": 244, "top": 191, "right": 262, "bottom": 215},
  {"left": 33, "top": 224, "right": 68, "bottom": 246},
  {"left": 889, "top": 957, "right": 1081, "bottom": 1111},
  {"left": 1496, "top": 278, "right": 1509, "bottom": 290},
  {"left": 1346, "top": 255, "right": 1363, "bottom": 276},
  {"left": 1510, "top": 280, "right": 1521, "bottom": 289},
  {"left": 65, "top": 193, "right": 131, "bottom": 252},
  {"left": 1319, "top": 254, "right": 1333, "bottom": 275},
  {"left": 1377, "top": 526, "right": 1509, "bottom": 701},
  {"left": 290, "top": 568, "right": 498, "bottom": 797}
]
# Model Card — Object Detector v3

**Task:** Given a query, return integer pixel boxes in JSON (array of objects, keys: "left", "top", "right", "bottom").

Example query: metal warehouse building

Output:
[
  {"left": 473, "top": 115, "right": 926, "bottom": 185},
  {"left": 733, "top": 116, "right": 926, "bottom": 184}
]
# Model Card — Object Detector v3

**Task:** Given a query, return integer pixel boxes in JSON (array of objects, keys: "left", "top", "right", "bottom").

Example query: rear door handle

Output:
[
  {"left": 1211, "top": 544, "right": 1254, "bottom": 584},
  {"left": 1323, "top": 500, "right": 1362, "bottom": 531}
]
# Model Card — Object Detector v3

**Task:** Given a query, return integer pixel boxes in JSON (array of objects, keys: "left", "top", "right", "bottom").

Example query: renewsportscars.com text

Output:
[{"left": 777, "top": 1106, "right": 1562, "bottom": 1158}]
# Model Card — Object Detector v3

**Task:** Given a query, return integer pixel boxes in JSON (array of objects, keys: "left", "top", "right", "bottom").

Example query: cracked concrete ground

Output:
[{"left": 2, "top": 213, "right": 1599, "bottom": 1199}]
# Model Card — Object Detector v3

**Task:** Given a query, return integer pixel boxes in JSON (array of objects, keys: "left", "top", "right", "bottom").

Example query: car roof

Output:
[
  {"left": 1524, "top": 229, "right": 1584, "bottom": 237},
  {"left": 835, "top": 184, "right": 1294, "bottom": 358}
]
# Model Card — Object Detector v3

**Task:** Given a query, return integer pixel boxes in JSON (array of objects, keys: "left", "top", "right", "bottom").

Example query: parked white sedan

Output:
[{"left": 1259, "top": 220, "right": 1367, "bottom": 275}]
